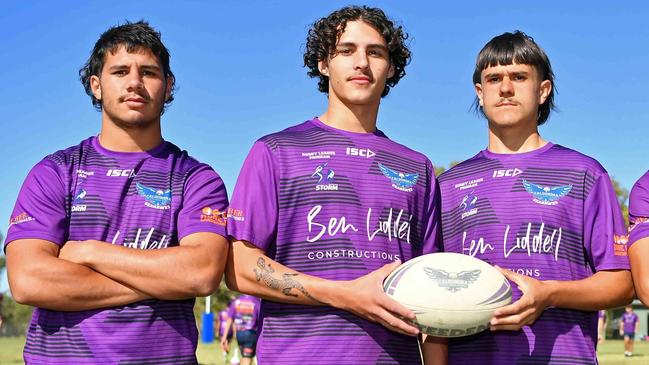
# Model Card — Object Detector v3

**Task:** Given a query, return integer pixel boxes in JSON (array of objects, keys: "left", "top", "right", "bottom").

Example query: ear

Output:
[
  {"left": 318, "top": 60, "right": 329, "bottom": 76},
  {"left": 538, "top": 80, "right": 552, "bottom": 105},
  {"left": 165, "top": 76, "right": 173, "bottom": 102},
  {"left": 387, "top": 62, "right": 395, "bottom": 79},
  {"left": 475, "top": 83, "right": 484, "bottom": 106},
  {"left": 90, "top": 75, "right": 101, "bottom": 102}
]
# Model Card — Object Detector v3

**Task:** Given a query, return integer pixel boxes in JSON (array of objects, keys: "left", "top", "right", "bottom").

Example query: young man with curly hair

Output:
[
  {"left": 435, "top": 31, "right": 633, "bottom": 364},
  {"left": 225, "top": 5, "right": 445, "bottom": 364},
  {"left": 5, "top": 21, "right": 229, "bottom": 364}
]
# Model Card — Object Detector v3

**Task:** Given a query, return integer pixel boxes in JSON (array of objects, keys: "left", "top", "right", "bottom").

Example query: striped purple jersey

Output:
[
  {"left": 629, "top": 171, "right": 649, "bottom": 246},
  {"left": 227, "top": 118, "right": 441, "bottom": 364},
  {"left": 438, "top": 143, "right": 629, "bottom": 365},
  {"left": 5, "top": 136, "right": 228, "bottom": 365},
  {"left": 227, "top": 295, "right": 260, "bottom": 332}
]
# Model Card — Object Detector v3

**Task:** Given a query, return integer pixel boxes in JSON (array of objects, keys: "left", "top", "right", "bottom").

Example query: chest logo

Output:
[
  {"left": 312, "top": 163, "right": 338, "bottom": 191},
  {"left": 72, "top": 188, "right": 88, "bottom": 212},
  {"left": 136, "top": 182, "right": 172, "bottom": 210},
  {"left": 460, "top": 192, "right": 478, "bottom": 219},
  {"left": 379, "top": 163, "right": 418, "bottom": 192},
  {"left": 522, "top": 180, "right": 572, "bottom": 205}
]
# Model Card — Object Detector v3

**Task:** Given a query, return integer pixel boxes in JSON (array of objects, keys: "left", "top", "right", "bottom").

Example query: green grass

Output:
[{"left": 0, "top": 336, "right": 646, "bottom": 364}]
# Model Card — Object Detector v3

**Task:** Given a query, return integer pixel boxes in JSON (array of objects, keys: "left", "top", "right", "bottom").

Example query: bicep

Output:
[{"left": 6, "top": 239, "right": 62, "bottom": 298}]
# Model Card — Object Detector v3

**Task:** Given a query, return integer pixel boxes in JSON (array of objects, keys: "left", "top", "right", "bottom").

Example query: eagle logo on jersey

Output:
[
  {"left": 423, "top": 267, "right": 481, "bottom": 292},
  {"left": 522, "top": 180, "right": 572, "bottom": 206},
  {"left": 378, "top": 163, "right": 418, "bottom": 192},
  {"left": 136, "top": 182, "right": 172, "bottom": 210}
]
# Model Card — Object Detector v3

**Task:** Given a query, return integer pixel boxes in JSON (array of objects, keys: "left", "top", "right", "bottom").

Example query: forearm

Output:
[
  {"left": 545, "top": 270, "right": 633, "bottom": 310},
  {"left": 629, "top": 239, "right": 649, "bottom": 305},
  {"left": 422, "top": 335, "right": 448, "bottom": 365},
  {"left": 70, "top": 235, "right": 227, "bottom": 299},
  {"left": 225, "top": 240, "right": 330, "bottom": 305},
  {"left": 7, "top": 241, "right": 148, "bottom": 311}
]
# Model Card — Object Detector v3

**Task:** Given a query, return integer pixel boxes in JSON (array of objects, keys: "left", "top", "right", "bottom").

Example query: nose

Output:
[
  {"left": 126, "top": 71, "right": 144, "bottom": 91},
  {"left": 499, "top": 77, "right": 513, "bottom": 97},
  {"left": 354, "top": 50, "right": 369, "bottom": 70}
]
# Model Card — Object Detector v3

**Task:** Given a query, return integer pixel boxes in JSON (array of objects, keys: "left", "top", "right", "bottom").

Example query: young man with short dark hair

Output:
[
  {"left": 225, "top": 6, "right": 445, "bottom": 364},
  {"left": 435, "top": 31, "right": 633, "bottom": 364},
  {"left": 5, "top": 21, "right": 229, "bottom": 364}
]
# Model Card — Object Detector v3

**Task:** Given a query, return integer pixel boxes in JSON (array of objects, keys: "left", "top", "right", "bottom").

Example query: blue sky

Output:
[{"left": 1, "top": 1, "right": 648, "bottom": 290}]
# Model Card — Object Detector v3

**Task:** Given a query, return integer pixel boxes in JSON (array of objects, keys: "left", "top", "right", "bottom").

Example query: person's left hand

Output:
[
  {"left": 58, "top": 240, "right": 93, "bottom": 265},
  {"left": 489, "top": 267, "right": 552, "bottom": 331}
]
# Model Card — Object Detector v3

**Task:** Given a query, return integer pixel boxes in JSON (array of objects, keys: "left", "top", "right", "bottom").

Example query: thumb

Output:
[
  {"left": 378, "top": 259, "right": 403, "bottom": 278},
  {"left": 495, "top": 265, "right": 522, "bottom": 285}
]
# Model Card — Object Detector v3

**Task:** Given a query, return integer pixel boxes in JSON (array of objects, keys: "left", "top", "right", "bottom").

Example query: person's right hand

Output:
[{"left": 329, "top": 260, "right": 419, "bottom": 336}]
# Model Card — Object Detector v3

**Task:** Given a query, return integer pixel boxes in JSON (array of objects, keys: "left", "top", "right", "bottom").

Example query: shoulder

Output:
[
  {"left": 437, "top": 151, "right": 486, "bottom": 184},
  {"left": 545, "top": 144, "right": 608, "bottom": 177}
]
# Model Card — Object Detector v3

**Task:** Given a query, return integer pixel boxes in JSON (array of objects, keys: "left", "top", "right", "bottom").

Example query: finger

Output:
[
  {"left": 492, "top": 296, "right": 528, "bottom": 317},
  {"left": 490, "top": 323, "right": 524, "bottom": 331},
  {"left": 378, "top": 292, "right": 416, "bottom": 320},
  {"left": 373, "top": 308, "right": 419, "bottom": 336},
  {"left": 492, "top": 307, "right": 537, "bottom": 327}
]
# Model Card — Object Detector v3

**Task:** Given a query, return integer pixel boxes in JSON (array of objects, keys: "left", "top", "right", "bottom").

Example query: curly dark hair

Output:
[
  {"left": 472, "top": 31, "right": 556, "bottom": 125},
  {"left": 79, "top": 20, "right": 176, "bottom": 113},
  {"left": 304, "top": 6, "right": 411, "bottom": 97}
]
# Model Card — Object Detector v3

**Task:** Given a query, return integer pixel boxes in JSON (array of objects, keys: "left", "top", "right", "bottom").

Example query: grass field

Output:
[{"left": 0, "top": 336, "right": 647, "bottom": 364}]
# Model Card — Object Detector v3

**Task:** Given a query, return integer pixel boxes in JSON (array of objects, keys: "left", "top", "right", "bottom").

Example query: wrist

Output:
[{"left": 542, "top": 280, "right": 559, "bottom": 308}]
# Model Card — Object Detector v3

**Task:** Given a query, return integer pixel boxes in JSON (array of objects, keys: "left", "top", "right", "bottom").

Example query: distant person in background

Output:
[
  {"left": 217, "top": 307, "right": 233, "bottom": 359},
  {"left": 4, "top": 21, "right": 229, "bottom": 364},
  {"left": 221, "top": 294, "right": 261, "bottom": 365},
  {"left": 619, "top": 305, "right": 639, "bottom": 357},
  {"left": 597, "top": 310, "right": 607, "bottom": 343}
]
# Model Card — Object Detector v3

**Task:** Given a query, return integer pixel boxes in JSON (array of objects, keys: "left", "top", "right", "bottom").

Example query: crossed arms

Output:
[{"left": 6, "top": 232, "right": 228, "bottom": 311}]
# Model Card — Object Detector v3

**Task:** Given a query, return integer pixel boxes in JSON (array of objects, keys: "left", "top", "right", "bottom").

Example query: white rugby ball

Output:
[{"left": 383, "top": 252, "right": 511, "bottom": 338}]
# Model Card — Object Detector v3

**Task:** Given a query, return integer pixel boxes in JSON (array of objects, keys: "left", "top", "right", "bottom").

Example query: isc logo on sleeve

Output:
[
  {"left": 106, "top": 169, "right": 136, "bottom": 177},
  {"left": 492, "top": 168, "right": 522, "bottom": 178}
]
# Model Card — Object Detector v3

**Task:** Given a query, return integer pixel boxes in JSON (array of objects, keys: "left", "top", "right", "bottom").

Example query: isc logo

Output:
[
  {"left": 106, "top": 169, "right": 136, "bottom": 177},
  {"left": 346, "top": 147, "right": 375, "bottom": 158},
  {"left": 492, "top": 168, "right": 522, "bottom": 178}
]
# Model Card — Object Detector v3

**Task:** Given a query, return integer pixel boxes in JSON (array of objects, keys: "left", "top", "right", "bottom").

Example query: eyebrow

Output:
[
  {"left": 483, "top": 70, "right": 530, "bottom": 78},
  {"left": 336, "top": 42, "right": 388, "bottom": 51},
  {"left": 108, "top": 64, "right": 161, "bottom": 71}
]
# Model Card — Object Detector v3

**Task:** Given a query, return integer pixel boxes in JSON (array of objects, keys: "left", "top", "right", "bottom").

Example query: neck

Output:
[
  {"left": 318, "top": 93, "right": 379, "bottom": 133},
  {"left": 98, "top": 116, "right": 163, "bottom": 152},
  {"left": 487, "top": 120, "right": 547, "bottom": 154}
]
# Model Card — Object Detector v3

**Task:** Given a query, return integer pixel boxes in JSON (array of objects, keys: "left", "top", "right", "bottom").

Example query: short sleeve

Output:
[
  {"left": 628, "top": 171, "right": 649, "bottom": 246},
  {"left": 176, "top": 165, "right": 229, "bottom": 241},
  {"left": 420, "top": 159, "right": 442, "bottom": 255},
  {"left": 227, "top": 141, "right": 279, "bottom": 252},
  {"left": 5, "top": 159, "right": 68, "bottom": 251},
  {"left": 583, "top": 172, "right": 630, "bottom": 271}
]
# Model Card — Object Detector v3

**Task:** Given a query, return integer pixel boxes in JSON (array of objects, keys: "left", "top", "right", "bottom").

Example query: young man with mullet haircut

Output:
[
  {"left": 5, "top": 21, "right": 229, "bottom": 364},
  {"left": 225, "top": 6, "right": 446, "bottom": 364},
  {"left": 435, "top": 31, "right": 633, "bottom": 364}
]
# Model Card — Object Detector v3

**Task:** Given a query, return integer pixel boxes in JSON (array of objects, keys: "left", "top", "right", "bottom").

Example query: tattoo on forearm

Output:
[{"left": 254, "top": 257, "right": 318, "bottom": 301}]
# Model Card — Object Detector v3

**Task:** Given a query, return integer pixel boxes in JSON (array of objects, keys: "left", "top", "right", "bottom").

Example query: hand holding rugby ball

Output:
[{"left": 383, "top": 253, "right": 511, "bottom": 337}]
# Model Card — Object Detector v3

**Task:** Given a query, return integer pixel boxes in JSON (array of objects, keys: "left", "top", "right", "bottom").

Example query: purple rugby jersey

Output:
[
  {"left": 5, "top": 136, "right": 228, "bottom": 365},
  {"left": 227, "top": 118, "right": 440, "bottom": 364},
  {"left": 621, "top": 312, "right": 639, "bottom": 334},
  {"left": 629, "top": 171, "right": 649, "bottom": 246},
  {"left": 227, "top": 295, "right": 260, "bottom": 332},
  {"left": 438, "top": 143, "right": 629, "bottom": 365}
]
